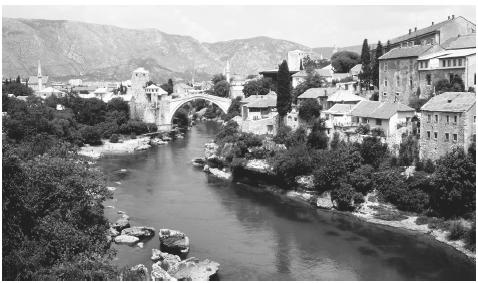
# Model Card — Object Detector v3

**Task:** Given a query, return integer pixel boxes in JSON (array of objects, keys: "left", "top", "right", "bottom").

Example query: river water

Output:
[{"left": 99, "top": 121, "right": 475, "bottom": 281}]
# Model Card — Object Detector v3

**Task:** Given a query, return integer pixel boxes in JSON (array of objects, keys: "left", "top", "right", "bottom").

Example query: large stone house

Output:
[
  {"left": 419, "top": 92, "right": 476, "bottom": 161},
  {"left": 378, "top": 45, "right": 441, "bottom": 105},
  {"left": 417, "top": 34, "right": 476, "bottom": 97},
  {"left": 386, "top": 15, "right": 475, "bottom": 50},
  {"left": 297, "top": 87, "right": 336, "bottom": 109}
]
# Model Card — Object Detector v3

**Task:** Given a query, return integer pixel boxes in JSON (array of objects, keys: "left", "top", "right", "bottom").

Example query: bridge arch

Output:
[{"left": 167, "top": 93, "right": 232, "bottom": 125}]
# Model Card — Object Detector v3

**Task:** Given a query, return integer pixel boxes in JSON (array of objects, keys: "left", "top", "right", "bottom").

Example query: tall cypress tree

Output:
[
  {"left": 277, "top": 60, "right": 291, "bottom": 126},
  {"left": 359, "top": 39, "right": 372, "bottom": 90},
  {"left": 372, "top": 41, "right": 383, "bottom": 88},
  {"left": 385, "top": 40, "right": 391, "bottom": 53}
]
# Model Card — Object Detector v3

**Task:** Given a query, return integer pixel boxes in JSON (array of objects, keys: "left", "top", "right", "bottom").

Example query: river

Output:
[{"left": 99, "top": 121, "right": 475, "bottom": 281}]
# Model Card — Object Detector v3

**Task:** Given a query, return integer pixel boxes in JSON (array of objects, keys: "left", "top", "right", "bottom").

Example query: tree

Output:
[
  {"left": 450, "top": 74, "right": 465, "bottom": 92},
  {"left": 302, "top": 55, "right": 329, "bottom": 70},
  {"left": 173, "top": 108, "right": 190, "bottom": 128},
  {"left": 160, "top": 79, "right": 174, "bottom": 95},
  {"left": 273, "top": 144, "right": 313, "bottom": 186},
  {"left": 16, "top": 75, "right": 21, "bottom": 84},
  {"left": 242, "top": 78, "right": 273, "bottom": 97},
  {"left": 224, "top": 97, "right": 242, "bottom": 121},
  {"left": 359, "top": 136, "right": 388, "bottom": 168},
  {"left": 298, "top": 98, "right": 322, "bottom": 122},
  {"left": 211, "top": 74, "right": 227, "bottom": 85},
  {"left": 385, "top": 40, "right": 391, "bottom": 53},
  {"left": 307, "top": 119, "right": 328, "bottom": 149},
  {"left": 372, "top": 41, "right": 383, "bottom": 87},
  {"left": 276, "top": 60, "right": 291, "bottom": 126},
  {"left": 291, "top": 72, "right": 323, "bottom": 103},
  {"left": 331, "top": 51, "right": 361, "bottom": 73},
  {"left": 359, "top": 39, "right": 372, "bottom": 90},
  {"left": 398, "top": 135, "right": 419, "bottom": 166},
  {"left": 431, "top": 147, "right": 476, "bottom": 217},
  {"left": 212, "top": 80, "right": 230, "bottom": 97},
  {"left": 2, "top": 80, "right": 34, "bottom": 96}
]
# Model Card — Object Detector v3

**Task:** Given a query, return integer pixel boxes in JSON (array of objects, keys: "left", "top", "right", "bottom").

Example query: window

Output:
[
  {"left": 396, "top": 76, "right": 400, "bottom": 87},
  {"left": 446, "top": 115, "right": 449, "bottom": 123},
  {"left": 362, "top": 118, "right": 369, "bottom": 123},
  {"left": 458, "top": 59, "right": 462, "bottom": 66},
  {"left": 442, "top": 60, "right": 446, "bottom": 67},
  {"left": 383, "top": 92, "right": 387, "bottom": 96},
  {"left": 453, "top": 134, "right": 458, "bottom": 141},
  {"left": 454, "top": 115, "right": 458, "bottom": 123},
  {"left": 448, "top": 59, "right": 452, "bottom": 67},
  {"left": 427, "top": 114, "right": 431, "bottom": 122},
  {"left": 384, "top": 62, "right": 388, "bottom": 71},
  {"left": 453, "top": 59, "right": 457, "bottom": 66},
  {"left": 434, "top": 132, "right": 438, "bottom": 140},
  {"left": 376, "top": 119, "right": 382, "bottom": 125},
  {"left": 425, "top": 61, "right": 429, "bottom": 68},
  {"left": 445, "top": 133, "right": 449, "bottom": 141},
  {"left": 384, "top": 79, "right": 388, "bottom": 87},
  {"left": 435, "top": 114, "right": 438, "bottom": 122},
  {"left": 427, "top": 131, "right": 431, "bottom": 139},
  {"left": 426, "top": 74, "right": 431, "bottom": 86},
  {"left": 410, "top": 77, "right": 413, "bottom": 88},
  {"left": 449, "top": 73, "right": 454, "bottom": 82},
  {"left": 474, "top": 116, "right": 476, "bottom": 124},
  {"left": 396, "top": 92, "right": 400, "bottom": 96}
]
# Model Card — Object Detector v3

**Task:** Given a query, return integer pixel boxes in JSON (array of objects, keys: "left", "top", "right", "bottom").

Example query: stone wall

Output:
[
  {"left": 238, "top": 115, "right": 278, "bottom": 135},
  {"left": 418, "top": 68, "right": 466, "bottom": 98}
]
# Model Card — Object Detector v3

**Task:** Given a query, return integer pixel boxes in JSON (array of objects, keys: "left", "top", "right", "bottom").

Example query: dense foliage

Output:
[
  {"left": 331, "top": 51, "right": 360, "bottom": 73},
  {"left": 276, "top": 60, "right": 292, "bottom": 122},
  {"left": 242, "top": 77, "right": 275, "bottom": 97}
]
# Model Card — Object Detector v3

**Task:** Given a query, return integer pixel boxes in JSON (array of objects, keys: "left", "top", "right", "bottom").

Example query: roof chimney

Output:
[
  {"left": 452, "top": 15, "right": 455, "bottom": 19},
  {"left": 414, "top": 27, "right": 417, "bottom": 32},
  {"left": 409, "top": 29, "right": 412, "bottom": 34},
  {"left": 431, "top": 21, "right": 434, "bottom": 25},
  {"left": 448, "top": 16, "right": 450, "bottom": 20}
]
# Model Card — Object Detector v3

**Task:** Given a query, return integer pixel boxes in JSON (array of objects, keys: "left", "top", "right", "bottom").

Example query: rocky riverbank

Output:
[
  {"left": 197, "top": 141, "right": 476, "bottom": 261},
  {"left": 79, "top": 137, "right": 152, "bottom": 159}
]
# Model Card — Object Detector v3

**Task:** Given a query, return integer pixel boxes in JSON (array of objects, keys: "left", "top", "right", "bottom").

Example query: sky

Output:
[{"left": 2, "top": 5, "right": 476, "bottom": 47}]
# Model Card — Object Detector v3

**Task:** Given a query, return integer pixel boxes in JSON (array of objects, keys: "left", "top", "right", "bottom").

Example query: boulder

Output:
[
  {"left": 130, "top": 264, "right": 149, "bottom": 281},
  {"left": 295, "top": 175, "right": 315, "bottom": 190},
  {"left": 108, "top": 227, "right": 120, "bottom": 237},
  {"left": 203, "top": 164, "right": 210, "bottom": 173},
  {"left": 151, "top": 249, "right": 181, "bottom": 272},
  {"left": 208, "top": 168, "right": 232, "bottom": 180},
  {"left": 158, "top": 229, "right": 190, "bottom": 257},
  {"left": 114, "top": 234, "right": 140, "bottom": 244},
  {"left": 192, "top": 158, "right": 205, "bottom": 167},
  {"left": 121, "top": 226, "right": 156, "bottom": 239},
  {"left": 151, "top": 262, "right": 177, "bottom": 281},
  {"left": 137, "top": 242, "right": 144, "bottom": 248},
  {"left": 169, "top": 258, "right": 220, "bottom": 281},
  {"left": 316, "top": 191, "right": 334, "bottom": 209},
  {"left": 112, "top": 217, "right": 130, "bottom": 232},
  {"left": 245, "top": 159, "right": 273, "bottom": 174}
]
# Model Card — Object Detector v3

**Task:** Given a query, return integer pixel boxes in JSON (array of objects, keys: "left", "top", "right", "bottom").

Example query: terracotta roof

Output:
[
  {"left": 349, "top": 64, "right": 362, "bottom": 74},
  {"left": 388, "top": 16, "right": 475, "bottom": 45},
  {"left": 245, "top": 92, "right": 277, "bottom": 108},
  {"left": 436, "top": 48, "right": 476, "bottom": 59},
  {"left": 441, "top": 33, "right": 476, "bottom": 50},
  {"left": 421, "top": 92, "right": 476, "bottom": 112},
  {"left": 291, "top": 70, "right": 308, "bottom": 78},
  {"left": 323, "top": 103, "right": 356, "bottom": 115},
  {"left": 332, "top": 73, "right": 352, "bottom": 80},
  {"left": 379, "top": 45, "right": 434, "bottom": 60},
  {"left": 327, "top": 90, "right": 366, "bottom": 103},
  {"left": 316, "top": 69, "right": 333, "bottom": 77},
  {"left": 351, "top": 101, "right": 415, "bottom": 119},
  {"left": 298, "top": 87, "right": 336, "bottom": 99}
]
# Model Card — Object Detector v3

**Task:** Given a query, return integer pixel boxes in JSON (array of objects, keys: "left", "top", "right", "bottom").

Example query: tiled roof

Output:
[
  {"left": 291, "top": 70, "right": 308, "bottom": 78},
  {"left": 351, "top": 101, "right": 415, "bottom": 119},
  {"left": 437, "top": 48, "right": 476, "bottom": 59},
  {"left": 349, "top": 64, "right": 362, "bottom": 74},
  {"left": 388, "top": 17, "right": 474, "bottom": 45},
  {"left": 327, "top": 90, "right": 366, "bottom": 103},
  {"left": 420, "top": 92, "right": 476, "bottom": 112},
  {"left": 379, "top": 45, "right": 434, "bottom": 60},
  {"left": 332, "top": 73, "right": 352, "bottom": 80},
  {"left": 297, "top": 87, "right": 336, "bottom": 99},
  {"left": 245, "top": 92, "right": 277, "bottom": 108},
  {"left": 441, "top": 33, "right": 476, "bottom": 50},
  {"left": 323, "top": 103, "right": 356, "bottom": 115}
]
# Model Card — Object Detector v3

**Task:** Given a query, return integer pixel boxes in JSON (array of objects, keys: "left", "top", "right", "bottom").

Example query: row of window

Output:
[
  {"left": 419, "top": 61, "right": 429, "bottom": 69},
  {"left": 358, "top": 117, "right": 382, "bottom": 125},
  {"left": 441, "top": 58, "right": 464, "bottom": 68},
  {"left": 427, "top": 114, "right": 459, "bottom": 123},
  {"left": 426, "top": 131, "right": 458, "bottom": 142},
  {"left": 382, "top": 92, "right": 400, "bottom": 96}
]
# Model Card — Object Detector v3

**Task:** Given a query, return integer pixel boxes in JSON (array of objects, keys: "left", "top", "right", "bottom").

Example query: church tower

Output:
[
  {"left": 225, "top": 60, "right": 231, "bottom": 83},
  {"left": 37, "top": 60, "right": 43, "bottom": 91}
]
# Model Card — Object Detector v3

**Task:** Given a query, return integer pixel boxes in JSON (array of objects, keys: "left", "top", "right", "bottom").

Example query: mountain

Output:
[{"left": 2, "top": 18, "right": 317, "bottom": 83}]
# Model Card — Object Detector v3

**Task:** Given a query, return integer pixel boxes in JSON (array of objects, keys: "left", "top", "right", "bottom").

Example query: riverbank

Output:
[{"left": 78, "top": 137, "right": 152, "bottom": 159}]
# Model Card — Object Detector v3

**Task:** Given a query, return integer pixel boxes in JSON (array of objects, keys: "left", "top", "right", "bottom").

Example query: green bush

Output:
[
  {"left": 80, "top": 125, "right": 102, "bottom": 146},
  {"left": 447, "top": 221, "right": 468, "bottom": 241},
  {"left": 331, "top": 183, "right": 356, "bottom": 211},
  {"left": 130, "top": 133, "right": 137, "bottom": 139},
  {"left": 371, "top": 127, "right": 385, "bottom": 137},
  {"left": 273, "top": 144, "right": 313, "bottom": 187},
  {"left": 464, "top": 221, "right": 475, "bottom": 251}
]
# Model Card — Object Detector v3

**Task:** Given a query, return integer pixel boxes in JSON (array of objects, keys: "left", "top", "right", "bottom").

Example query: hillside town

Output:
[{"left": 2, "top": 8, "right": 476, "bottom": 282}]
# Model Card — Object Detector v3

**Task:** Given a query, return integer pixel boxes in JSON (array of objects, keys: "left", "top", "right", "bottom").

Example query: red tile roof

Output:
[
  {"left": 441, "top": 33, "right": 476, "bottom": 50},
  {"left": 421, "top": 92, "right": 476, "bottom": 112},
  {"left": 379, "top": 45, "right": 434, "bottom": 60},
  {"left": 351, "top": 101, "right": 415, "bottom": 119}
]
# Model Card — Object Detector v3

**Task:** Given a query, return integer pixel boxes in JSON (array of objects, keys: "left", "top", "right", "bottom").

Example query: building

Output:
[
  {"left": 173, "top": 82, "right": 194, "bottom": 95},
  {"left": 288, "top": 50, "right": 309, "bottom": 72},
  {"left": 378, "top": 45, "right": 440, "bottom": 105},
  {"left": 326, "top": 90, "right": 366, "bottom": 109},
  {"left": 242, "top": 92, "right": 277, "bottom": 121},
  {"left": 29, "top": 60, "right": 48, "bottom": 92},
  {"left": 258, "top": 69, "right": 298, "bottom": 87},
  {"left": 386, "top": 15, "right": 475, "bottom": 49},
  {"left": 144, "top": 84, "right": 168, "bottom": 105},
  {"left": 417, "top": 34, "right": 476, "bottom": 97},
  {"left": 350, "top": 100, "right": 416, "bottom": 137},
  {"left": 297, "top": 87, "right": 336, "bottom": 109},
  {"left": 36, "top": 87, "right": 65, "bottom": 99},
  {"left": 349, "top": 64, "right": 362, "bottom": 80},
  {"left": 419, "top": 92, "right": 476, "bottom": 161},
  {"left": 322, "top": 103, "right": 356, "bottom": 128},
  {"left": 291, "top": 70, "right": 308, "bottom": 88}
]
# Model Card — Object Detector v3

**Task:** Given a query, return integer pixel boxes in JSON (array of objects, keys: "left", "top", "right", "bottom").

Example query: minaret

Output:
[
  {"left": 225, "top": 60, "right": 231, "bottom": 83},
  {"left": 37, "top": 60, "right": 43, "bottom": 91},
  {"left": 332, "top": 45, "right": 338, "bottom": 55}
]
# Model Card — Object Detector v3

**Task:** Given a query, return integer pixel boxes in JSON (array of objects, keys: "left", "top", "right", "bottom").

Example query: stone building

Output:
[
  {"left": 419, "top": 92, "right": 476, "bottom": 161},
  {"left": 386, "top": 15, "right": 475, "bottom": 49},
  {"left": 417, "top": 34, "right": 476, "bottom": 97},
  {"left": 378, "top": 45, "right": 440, "bottom": 105}
]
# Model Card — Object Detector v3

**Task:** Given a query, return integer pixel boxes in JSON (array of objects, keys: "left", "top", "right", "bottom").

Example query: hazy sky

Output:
[{"left": 3, "top": 5, "right": 476, "bottom": 47}]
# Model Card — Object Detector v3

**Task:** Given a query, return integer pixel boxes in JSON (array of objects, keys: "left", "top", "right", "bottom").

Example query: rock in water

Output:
[
  {"left": 151, "top": 249, "right": 181, "bottom": 272},
  {"left": 108, "top": 227, "right": 120, "bottom": 237},
  {"left": 158, "top": 229, "right": 190, "bottom": 257},
  {"left": 114, "top": 234, "right": 140, "bottom": 244},
  {"left": 151, "top": 262, "right": 177, "bottom": 281},
  {"left": 130, "top": 264, "right": 149, "bottom": 281},
  {"left": 112, "top": 218, "right": 130, "bottom": 232},
  {"left": 169, "top": 258, "right": 220, "bottom": 281},
  {"left": 121, "top": 226, "right": 156, "bottom": 239}
]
